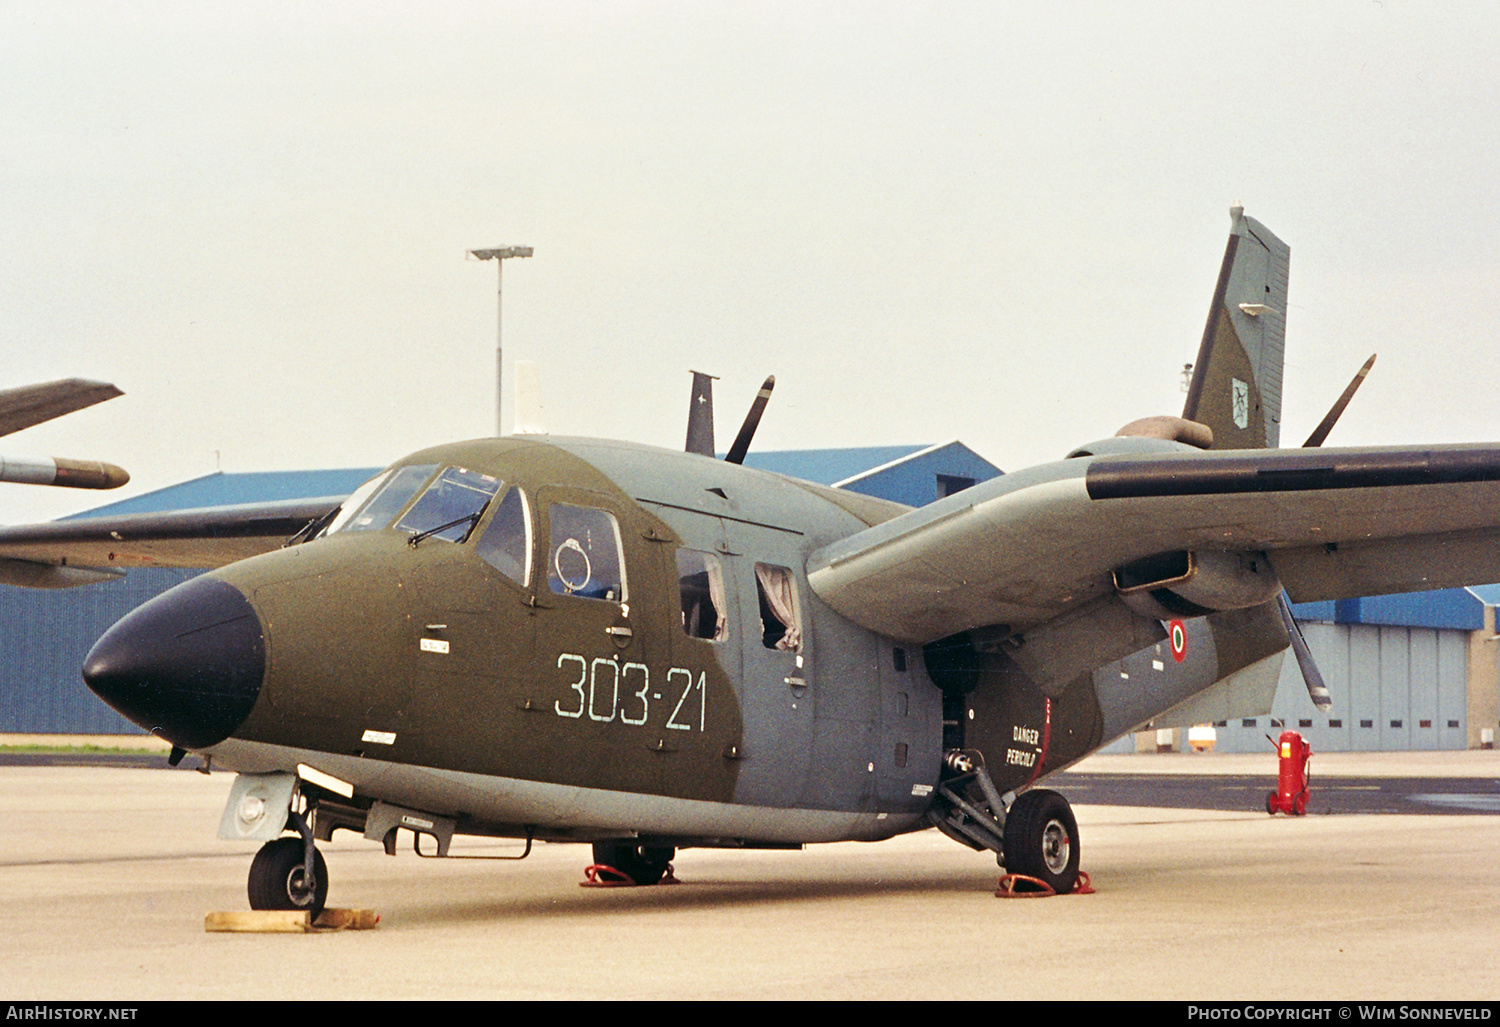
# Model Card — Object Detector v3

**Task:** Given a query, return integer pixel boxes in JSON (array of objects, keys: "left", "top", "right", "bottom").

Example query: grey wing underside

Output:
[
  {"left": 0, "top": 497, "right": 342, "bottom": 587},
  {"left": 0, "top": 379, "right": 123, "bottom": 438},
  {"left": 807, "top": 444, "right": 1500, "bottom": 644}
]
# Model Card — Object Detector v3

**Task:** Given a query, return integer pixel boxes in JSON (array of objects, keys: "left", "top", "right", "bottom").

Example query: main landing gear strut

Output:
[{"left": 927, "top": 751, "right": 1083, "bottom": 895}]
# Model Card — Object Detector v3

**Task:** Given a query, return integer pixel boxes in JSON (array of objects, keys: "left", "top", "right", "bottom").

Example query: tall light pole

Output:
[{"left": 468, "top": 245, "right": 533, "bottom": 435}]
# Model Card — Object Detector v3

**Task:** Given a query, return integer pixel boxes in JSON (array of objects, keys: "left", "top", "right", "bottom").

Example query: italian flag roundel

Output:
[{"left": 1169, "top": 619, "right": 1187, "bottom": 662}]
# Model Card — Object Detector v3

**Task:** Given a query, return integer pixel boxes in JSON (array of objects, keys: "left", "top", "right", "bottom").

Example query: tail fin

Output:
[
  {"left": 1181, "top": 207, "right": 1290, "bottom": 449},
  {"left": 685, "top": 371, "right": 717, "bottom": 456}
]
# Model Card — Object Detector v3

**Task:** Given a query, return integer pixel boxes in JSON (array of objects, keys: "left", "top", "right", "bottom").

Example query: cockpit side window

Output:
[
  {"left": 548, "top": 503, "right": 626, "bottom": 601},
  {"left": 330, "top": 463, "right": 439, "bottom": 534},
  {"left": 755, "top": 562, "right": 802, "bottom": 651},
  {"left": 475, "top": 487, "right": 531, "bottom": 585},
  {"left": 396, "top": 467, "right": 503, "bottom": 543},
  {"left": 677, "top": 549, "right": 726, "bottom": 641}
]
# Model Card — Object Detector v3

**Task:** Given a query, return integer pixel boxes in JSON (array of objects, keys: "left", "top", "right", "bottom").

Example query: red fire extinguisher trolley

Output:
[{"left": 1266, "top": 730, "right": 1311, "bottom": 816}]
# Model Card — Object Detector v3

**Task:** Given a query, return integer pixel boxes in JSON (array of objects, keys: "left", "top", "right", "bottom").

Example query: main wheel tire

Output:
[
  {"left": 248, "top": 837, "right": 328, "bottom": 918},
  {"left": 592, "top": 841, "right": 675, "bottom": 885},
  {"left": 1002, "top": 789, "right": 1080, "bottom": 894}
]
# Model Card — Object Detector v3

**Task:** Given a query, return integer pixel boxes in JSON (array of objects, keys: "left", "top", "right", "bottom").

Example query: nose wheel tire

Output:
[
  {"left": 1002, "top": 789, "right": 1080, "bottom": 895},
  {"left": 248, "top": 837, "right": 328, "bottom": 918},
  {"left": 591, "top": 841, "right": 675, "bottom": 886}
]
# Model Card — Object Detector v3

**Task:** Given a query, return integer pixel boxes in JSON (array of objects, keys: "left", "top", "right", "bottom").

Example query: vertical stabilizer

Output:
[
  {"left": 685, "top": 371, "right": 717, "bottom": 456},
  {"left": 1181, "top": 207, "right": 1290, "bottom": 449}
]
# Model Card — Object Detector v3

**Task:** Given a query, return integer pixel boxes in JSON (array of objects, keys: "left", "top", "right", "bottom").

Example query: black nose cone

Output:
[{"left": 83, "top": 575, "right": 265, "bottom": 750}]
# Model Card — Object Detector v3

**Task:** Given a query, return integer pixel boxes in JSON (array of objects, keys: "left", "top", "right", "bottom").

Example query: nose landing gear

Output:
[{"left": 247, "top": 815, "right": 328, "bottom": 919}]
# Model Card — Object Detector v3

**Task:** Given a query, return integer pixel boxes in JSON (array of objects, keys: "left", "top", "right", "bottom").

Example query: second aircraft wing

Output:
[{"left": 0, "top": 497, "right": 342, "bottom": 587}]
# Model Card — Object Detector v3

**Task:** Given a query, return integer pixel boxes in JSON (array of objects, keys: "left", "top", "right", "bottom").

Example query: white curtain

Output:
[
  {"left": 755, "top": 563, "right": 802, "bottom": 651},
  {"left": 707, "top": 556, "right": 728, "bottom": 641}
]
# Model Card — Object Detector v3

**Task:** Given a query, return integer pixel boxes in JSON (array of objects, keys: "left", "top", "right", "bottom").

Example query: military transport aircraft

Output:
[
  {"left": 3, "top": 208, "right": 1499, "bottom": 914},
  {"left": 0, "top": 379, "right": 131, "bottom": 588}
]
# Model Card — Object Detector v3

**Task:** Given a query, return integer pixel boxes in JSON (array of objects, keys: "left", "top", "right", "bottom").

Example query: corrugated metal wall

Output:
[
  {"left": 0, "top": 568, "right": 200, "bottom": 733},
  {"left": 1183, "top": 621, "right": 1470, "bottom": 753}
]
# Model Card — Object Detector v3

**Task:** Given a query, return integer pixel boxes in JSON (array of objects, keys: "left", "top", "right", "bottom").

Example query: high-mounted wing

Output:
[
  {"left": 806, "top": 443, "right": 1500, "bottom": 646},
  {"left": 0, "top": 497, "right": 342, "bottom": 588}
]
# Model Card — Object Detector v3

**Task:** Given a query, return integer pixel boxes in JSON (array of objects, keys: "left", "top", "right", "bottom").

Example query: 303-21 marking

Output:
[{"left": 554, "top": 653, "right": 707, "bottom": 732}]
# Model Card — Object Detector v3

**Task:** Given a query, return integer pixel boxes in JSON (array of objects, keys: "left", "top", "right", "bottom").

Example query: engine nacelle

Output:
[
  {"left": 1066, "top": 416, "right": 1214, "bottom": 459},
  {"left": 1113, "top": 549, "right": 1282, "bottom": 620}
]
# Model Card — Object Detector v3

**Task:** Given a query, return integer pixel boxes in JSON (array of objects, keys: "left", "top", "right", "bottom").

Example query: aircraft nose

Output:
[{"left": 83, "top": 575, "right": 265, "bottom": 750}]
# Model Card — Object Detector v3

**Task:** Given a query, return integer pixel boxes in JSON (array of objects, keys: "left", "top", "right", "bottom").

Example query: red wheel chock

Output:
[
  {"left": 581, "top": 863, "right": 636, "bottom": 887},
  {"left": 995, "top": 869, "right": 1093, "bottom": 898},
  {"left": 580, "top": 863, "right": 681, "bottom": 888}
]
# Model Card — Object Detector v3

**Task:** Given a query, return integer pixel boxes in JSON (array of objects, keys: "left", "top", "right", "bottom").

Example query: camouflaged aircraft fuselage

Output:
[{"left": 87, "top": 434, "right": 1282, "bottom": 849}]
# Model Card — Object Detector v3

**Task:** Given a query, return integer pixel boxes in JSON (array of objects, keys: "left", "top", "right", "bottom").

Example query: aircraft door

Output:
[
  {"left": 720, "top": 519, "right": 815, "bottom": 809},
  {"left": 403, "top": 486, "right": 535, "bottom": 777},
  {"left": 528, "top": 486, "right": 662, "bottom": 796}
]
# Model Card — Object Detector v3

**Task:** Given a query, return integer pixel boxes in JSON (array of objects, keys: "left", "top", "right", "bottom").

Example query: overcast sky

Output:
[{"left": 4, "top": 2, "right": 1500, "bottom": 523}]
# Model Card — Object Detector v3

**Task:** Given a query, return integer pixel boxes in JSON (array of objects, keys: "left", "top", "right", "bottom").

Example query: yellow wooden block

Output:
[{"left": 204, "top": 908, "right": 380, "bottom": 933}]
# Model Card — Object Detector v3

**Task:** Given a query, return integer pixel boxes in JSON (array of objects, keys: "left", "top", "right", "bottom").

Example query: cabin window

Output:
[
  {"left": 677, "top": 549, "right": 726, "bottom": 641},
  {"left": 475, "top": 487, "right": 531, "bottom": 585},
  {"left": 548, "top": 504, "right": 626, "bottom": 601},
  {"left": 396, "top": 467, "right": 502, "bottom": 543},
  {"left": 754, "top": 562, "right": 802, "bottom": 651},
  {"left": 330, "top": 463, "right": 438, "bottom": 534}
]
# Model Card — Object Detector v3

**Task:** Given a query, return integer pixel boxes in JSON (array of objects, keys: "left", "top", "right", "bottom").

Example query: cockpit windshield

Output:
[
  {"left": 326, "top": 464, "right": 438, "bottom": 535},
  {"left": 395, "top": 466, "right": 503, "bottom": 543}
]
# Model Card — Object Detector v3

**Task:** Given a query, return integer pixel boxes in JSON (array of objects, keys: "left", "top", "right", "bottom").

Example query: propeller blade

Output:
[
  {"left": 1268, "top": 353, "right": 1378, "bottom": 711},
  {"left": 1301, "top": 353, "right": 1376, "bottom": 448},
  {"left": 1276, "top": 592, "right": 1333, "bottom": 712},
  {"left": 685, "top": 371, "right": 718, "bottom": 456},
  {"left": 725, "top": 375, "right": 775, "bottom": 465}
]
